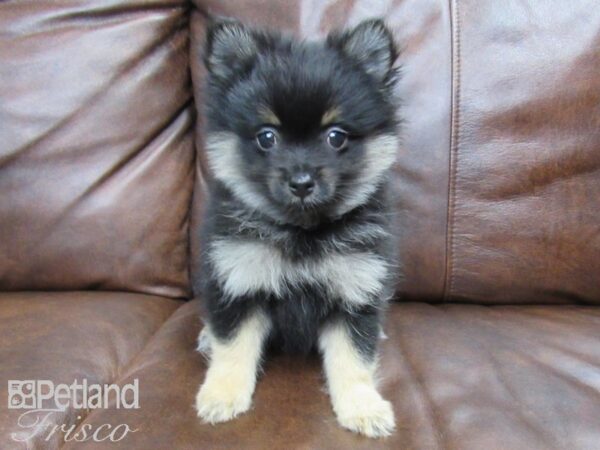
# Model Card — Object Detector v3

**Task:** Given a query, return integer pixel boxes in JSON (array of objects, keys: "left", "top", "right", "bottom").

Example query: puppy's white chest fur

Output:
[{"left": 209, "top": 240, "right": 388, "bottom": 307}]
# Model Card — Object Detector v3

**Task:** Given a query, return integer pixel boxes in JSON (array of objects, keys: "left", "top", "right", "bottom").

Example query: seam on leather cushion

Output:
[{"left": 444, "top": 0, "right": 462, "bottom": 301}]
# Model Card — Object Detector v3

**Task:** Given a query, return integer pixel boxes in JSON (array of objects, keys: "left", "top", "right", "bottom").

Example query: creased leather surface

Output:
[
  {"left": 0, "top": 291, "right": 181, "bottom": 450},
  {"left": 0, "top": 0, "right": 195, "bottom": 298},
  {"left": 61, "top": 301, "right": 600, "bottom": 450},
  {"left": 445, "top": 0, "right": 600, "bottom": 303}
]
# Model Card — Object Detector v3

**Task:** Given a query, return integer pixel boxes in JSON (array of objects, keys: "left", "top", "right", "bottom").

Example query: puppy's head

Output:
[{"left": 203, "top": 18, "right": 399, "bottom": 228}]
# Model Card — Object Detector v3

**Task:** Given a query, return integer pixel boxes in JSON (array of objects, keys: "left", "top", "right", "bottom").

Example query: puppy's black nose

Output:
[{"left": 289, "top": 172, "right": 315, "bottom": 199}]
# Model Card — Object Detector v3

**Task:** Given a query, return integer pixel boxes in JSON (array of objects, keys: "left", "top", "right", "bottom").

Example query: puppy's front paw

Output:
[
  {"left": 195, "top": 377, "right": 252, "bottom": 424},
  {"left": 334, "top": 384, "right": 395, "bottom": 438}
]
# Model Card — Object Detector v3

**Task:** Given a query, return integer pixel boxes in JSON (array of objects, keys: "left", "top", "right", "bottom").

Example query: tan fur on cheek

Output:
[
  {"left": 204, "top": 132, "right": 271, "bottom": 213},
  {"left": 335, "top": 133, "right": 399, "bottom": 215}
]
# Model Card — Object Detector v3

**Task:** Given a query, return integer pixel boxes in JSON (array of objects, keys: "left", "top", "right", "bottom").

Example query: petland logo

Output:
[{"left": 8, "top": 379, "right": 139, "bottom": 443}]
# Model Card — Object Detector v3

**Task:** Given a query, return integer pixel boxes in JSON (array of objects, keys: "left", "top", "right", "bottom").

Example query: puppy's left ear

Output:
[
  {"left": 204, "top": 18, "right": 259, "bottom": 81},
  {"left": 327, "top": 19, "right": 397, "bottom": 84}
]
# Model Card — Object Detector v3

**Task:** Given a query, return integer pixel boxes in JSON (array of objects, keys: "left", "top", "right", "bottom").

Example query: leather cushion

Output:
[
  {"left": 62, "top": 301, "right": 600, "bottom": 449},
  {"left": 0, "top": 291, "right": 181, "bottom": 449},
  {"left": 444, "top": 0, "right": 600, "bottom": 303},
  {"left": 0, "top": 1, "right": 195, "bottom": 297}
]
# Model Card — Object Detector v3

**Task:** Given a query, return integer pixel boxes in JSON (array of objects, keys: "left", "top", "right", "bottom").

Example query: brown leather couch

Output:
[{"left": 1, "top": 1, "right": 599, "bottom": 449}]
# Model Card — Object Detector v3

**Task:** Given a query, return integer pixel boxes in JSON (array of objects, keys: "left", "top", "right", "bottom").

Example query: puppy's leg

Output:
[
  {"left": 196, "top": 325, "right": 212, "bottom": 357},
  {"left": 319, "top": 313, "right": 395, "bottom": 438},
  {"left": 196, "top": 309, "right": 271, "bottom": 424}
]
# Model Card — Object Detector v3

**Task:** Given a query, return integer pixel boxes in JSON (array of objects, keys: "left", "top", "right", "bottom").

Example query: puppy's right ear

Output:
[
  {"left": 205, "top": 18, "right": 258, "bottom": 81},
  {"left": 327, "top": 19, "right": 397, "bottom": 85}
]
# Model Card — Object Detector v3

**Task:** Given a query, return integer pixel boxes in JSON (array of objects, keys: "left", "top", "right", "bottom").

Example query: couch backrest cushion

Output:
[
  {"left": 445, "top": 0, "right": 600, "bottom": 303},
  {"left": 0, "top": 0, "right": 194, "bottom": 298},
  {"left": 190, "top": 0, "right": 600, "bottom": 304}
]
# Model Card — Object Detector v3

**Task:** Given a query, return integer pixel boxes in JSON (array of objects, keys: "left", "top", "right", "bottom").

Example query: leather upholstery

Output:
[
  {"left": 55, "top": 302, "right": 600, "bottom": 449},
  {"left": 0, "top": 0, "right": 194, "bottom": 298},
  {"left": 1, "top": 0, "right": 599, "bottom": 449},
  {"left": 0, "top": 292, "right": 181, "bottom": 449},
  {"left": 444, "top": 0, "right": 600, "bottom": 304}
]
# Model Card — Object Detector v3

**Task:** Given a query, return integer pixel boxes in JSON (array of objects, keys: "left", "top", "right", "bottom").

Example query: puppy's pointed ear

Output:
[
  {"left": 327, "top": 19, "right": 396, "bottom": 84},
  {"left": 205, "top": 18, "right": 259, "bottom": 81}
]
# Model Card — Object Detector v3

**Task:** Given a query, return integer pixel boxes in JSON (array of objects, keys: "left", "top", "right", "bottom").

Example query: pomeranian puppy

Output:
[{"left": 194, "top": 17, "right": 400, "bottom": 438}]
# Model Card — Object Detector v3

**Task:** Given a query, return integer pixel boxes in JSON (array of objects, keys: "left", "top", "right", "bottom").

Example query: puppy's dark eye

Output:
[
  {"left": 326, "top": 128, "right": 348, "bottom": 150},
  {"left": 256, "top": 128, "right": 278, "bottom": 151}
]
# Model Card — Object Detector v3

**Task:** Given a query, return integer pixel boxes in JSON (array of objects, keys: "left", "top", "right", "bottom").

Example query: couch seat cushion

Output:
[
  {"left": 0, "top": 291, "right": 181, "bottom": 449},
  {"left": 59, "top": 301, "right": 600, "bottom": 450}
]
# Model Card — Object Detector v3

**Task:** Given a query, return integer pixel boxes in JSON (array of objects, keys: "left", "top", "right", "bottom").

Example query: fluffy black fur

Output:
[{"left": 193, "top": 18, "right": 400, "bottom": 361}]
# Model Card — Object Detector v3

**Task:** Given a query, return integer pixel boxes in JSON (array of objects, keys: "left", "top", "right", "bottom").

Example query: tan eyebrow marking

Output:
[
  {"left": 258, "top": 106, "right": 281, "bottom": 126},
  {"left": 321, "top": 107, "right": 341, "bottom": 126}
]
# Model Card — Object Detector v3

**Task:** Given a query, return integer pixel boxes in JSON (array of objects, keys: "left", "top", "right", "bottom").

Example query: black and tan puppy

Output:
[{"left": 194, "top": 17, "right": 400, "bottom": 438}]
